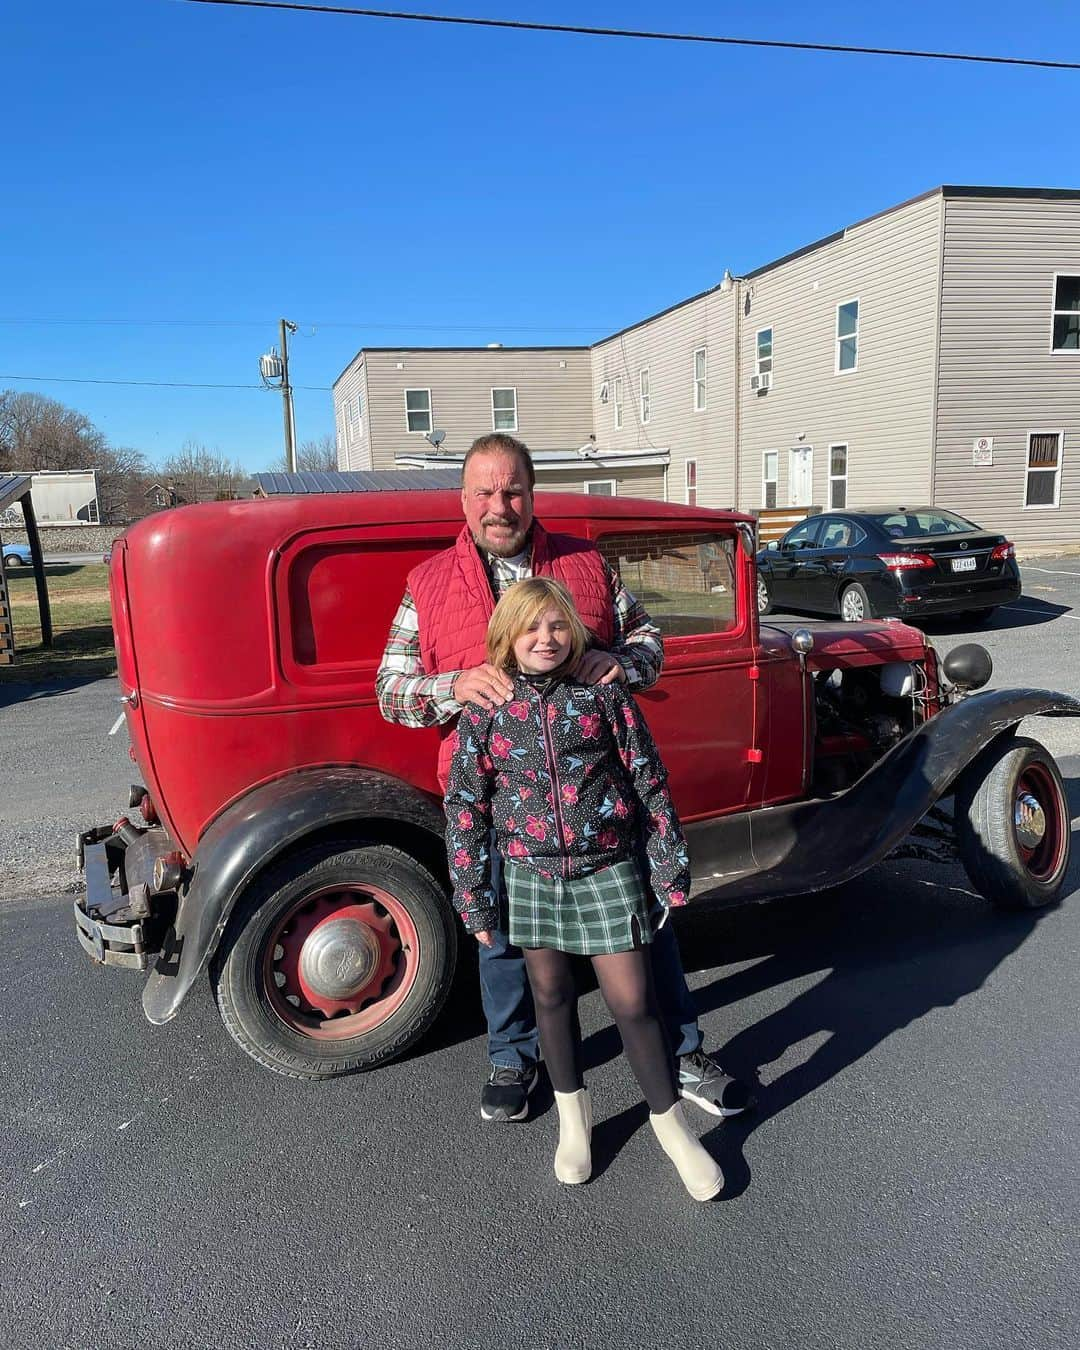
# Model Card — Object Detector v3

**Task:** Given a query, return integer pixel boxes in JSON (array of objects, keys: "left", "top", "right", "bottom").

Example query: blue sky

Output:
[{"left": 4, "top": 1, "right": 1079, "bottom": 471}]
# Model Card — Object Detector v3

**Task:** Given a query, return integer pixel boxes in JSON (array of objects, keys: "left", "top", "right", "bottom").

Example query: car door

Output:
[
  {"left": 769, "top": 516, "right": 824, "bottom": 607},
  {"left": 585, "top": 523, "right": 757, "bottom": 821},
  {"left": 811, "top": 516, "right": 866, "bottom": 612}
]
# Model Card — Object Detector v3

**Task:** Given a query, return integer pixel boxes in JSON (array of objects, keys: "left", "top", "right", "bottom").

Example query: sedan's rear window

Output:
[{"left": 873, "top": 510, "right": 978, "bottom": 538}]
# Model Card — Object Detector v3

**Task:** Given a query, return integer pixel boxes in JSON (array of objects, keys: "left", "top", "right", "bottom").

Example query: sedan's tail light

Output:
[
  {"left": 877, "top": 552, "right": 936, "bottom": 570},
  {"left": 990, "top": 540, "right": 1015, "bottom": 562}
]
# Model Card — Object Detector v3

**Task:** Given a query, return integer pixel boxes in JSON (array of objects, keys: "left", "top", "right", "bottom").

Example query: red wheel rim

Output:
[
  {"left": 263, "top": 883, "right": 420, "bottom": 1041},
  {"left": 1014, "top": 763, "right": 1067, "bottom": 884}
]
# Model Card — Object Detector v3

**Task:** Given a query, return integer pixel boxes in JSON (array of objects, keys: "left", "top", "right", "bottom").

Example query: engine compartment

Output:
[{"left": 809, "top": 661, "right": 934, "bottom": 793}]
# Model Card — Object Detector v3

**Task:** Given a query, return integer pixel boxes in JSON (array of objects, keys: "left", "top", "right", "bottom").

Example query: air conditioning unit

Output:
[
  {"left": 750, "top": 371, "right": 773, "bottom": 392},
  {"left": 599, "top": 381, "right": 610, "bottom": 403}
]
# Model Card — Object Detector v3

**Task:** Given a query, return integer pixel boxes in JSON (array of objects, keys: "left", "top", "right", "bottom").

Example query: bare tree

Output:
[
  {"left": 158, "top": 441, "right": 250, "bottom": 504},
  {"left": 266, "top": 433, "right": 340, "bottom": 473},
  {"left": 0, "top": 390, "right": 106, "bottom": 472}
]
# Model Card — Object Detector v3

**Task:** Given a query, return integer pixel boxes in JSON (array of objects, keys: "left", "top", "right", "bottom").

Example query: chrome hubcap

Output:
[
  {"left": 299, "top": 917, "right": 382, "bottom": 999},
  {"left": 842, "top": 591, "right": 863, "bottom": 621},
  {"left": 757, "top": 579, "right": 768, "bottom": 612},
  {"left": 1014, "top": 792, "right": 1047, "bottom": 850}
]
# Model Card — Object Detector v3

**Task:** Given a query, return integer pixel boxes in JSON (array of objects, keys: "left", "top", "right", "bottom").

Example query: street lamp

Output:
[{"left": 260, "top": 318, "right": 299, "bottom": 472}]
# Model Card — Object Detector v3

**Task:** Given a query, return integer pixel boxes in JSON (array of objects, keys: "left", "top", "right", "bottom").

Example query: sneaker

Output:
[
  {"left": 678, "top": 1050, "right": 754, "bottom": 1118},
  {"left": 480, "top": 1065, "right": 539, "bottom": 1122}
]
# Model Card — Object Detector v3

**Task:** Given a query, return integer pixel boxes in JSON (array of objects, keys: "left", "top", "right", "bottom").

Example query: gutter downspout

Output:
[{"left": 732, "top": 280, "right": 742, "bottom": 512}]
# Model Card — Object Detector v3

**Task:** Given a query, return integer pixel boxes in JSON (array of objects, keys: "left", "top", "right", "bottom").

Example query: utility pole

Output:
[{"left": 280, "top": 318, "right": 298, "bottom": 473}]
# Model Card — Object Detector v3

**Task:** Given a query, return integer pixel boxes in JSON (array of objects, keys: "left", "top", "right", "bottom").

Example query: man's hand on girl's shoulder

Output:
[
  {"left": 575, "top": 649, "right": 627, "bottom": 686},
  {"left": 453, "top": 663, "right": 515, "bottom": 710}
]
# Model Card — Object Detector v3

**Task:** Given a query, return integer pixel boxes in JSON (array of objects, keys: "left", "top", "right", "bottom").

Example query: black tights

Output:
[{"left": 523, "top": 944, "right": 677, "bottom": 1113}]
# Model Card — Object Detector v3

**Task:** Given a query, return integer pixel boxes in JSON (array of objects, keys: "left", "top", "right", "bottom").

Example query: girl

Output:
[{"left": 444, "top": 577, "right": 722, "bottom": 1201}]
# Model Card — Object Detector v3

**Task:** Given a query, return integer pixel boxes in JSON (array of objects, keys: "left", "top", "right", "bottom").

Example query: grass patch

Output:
[{"left": 0, "top": 564, "right": 117, "bottom": 682}]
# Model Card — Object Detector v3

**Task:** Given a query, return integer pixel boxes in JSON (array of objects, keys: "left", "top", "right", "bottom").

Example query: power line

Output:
[
  {"left": 0, "top": 373, "right": 331, "bottom": 391},
  {"left": 179, "top": 1, "right": 1080, "bottom": 73},
  {"left": 0, "top": 316, "right": 605, "bottom": 333}
]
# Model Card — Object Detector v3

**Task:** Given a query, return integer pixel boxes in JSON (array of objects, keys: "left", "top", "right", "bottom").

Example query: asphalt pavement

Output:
[{"left": 1, "top": 558, "right": 1079, "bottom": 1348}]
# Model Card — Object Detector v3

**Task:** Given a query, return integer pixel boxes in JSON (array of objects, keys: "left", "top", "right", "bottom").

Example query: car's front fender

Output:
[
  {"left": 686, "top": 687, "right": 1080, "bottom": 905},
  {"left": 142, "top": 767, "right": 446, "bottom": 1026}
]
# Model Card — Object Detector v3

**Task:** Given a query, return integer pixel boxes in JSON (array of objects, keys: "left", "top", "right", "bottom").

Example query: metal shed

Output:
[{"left": 253, "top": 469, "right": 462, "bottom": 496}]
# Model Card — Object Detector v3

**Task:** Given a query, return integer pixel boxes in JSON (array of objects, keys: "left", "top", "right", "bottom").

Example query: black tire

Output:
[
  {"left": 756, "top": 573, "right": 774, "bottom": 616},
  {"left": 839, "top": 582, "right": 873, "bottom": 623},
  {"left": 211, "top": 840, "right": 457, "bottom": 1078},
  {"left": 954, "top": 735, "right": 1070, "bottom": 910}
]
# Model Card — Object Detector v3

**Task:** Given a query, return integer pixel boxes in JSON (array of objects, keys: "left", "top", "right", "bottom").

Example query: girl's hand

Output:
[{"left": 474, "top": 930, "right": 496, "bottom": 948}]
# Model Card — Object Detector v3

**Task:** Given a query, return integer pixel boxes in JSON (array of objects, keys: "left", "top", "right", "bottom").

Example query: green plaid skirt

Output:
[{"left": 505, "top": 860, "right": 653, "bottom": 955}]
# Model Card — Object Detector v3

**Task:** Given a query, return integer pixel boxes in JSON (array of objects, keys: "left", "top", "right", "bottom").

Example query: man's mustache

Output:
[{"left": 481, "top": 514, "right": 519, "bottom": 527}]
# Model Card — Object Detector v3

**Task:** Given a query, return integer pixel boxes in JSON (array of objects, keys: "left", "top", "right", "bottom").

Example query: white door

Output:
[{"left": 790, "top": 446, "right": 814, "bottom": 506}]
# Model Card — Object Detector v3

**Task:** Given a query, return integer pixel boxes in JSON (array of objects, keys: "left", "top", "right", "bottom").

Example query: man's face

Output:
[{"left": 461, "top": 451, "right": 534, "bottom": 557}]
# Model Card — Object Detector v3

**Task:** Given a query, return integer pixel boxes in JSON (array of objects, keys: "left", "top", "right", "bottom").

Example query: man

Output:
[{"left": 377, "top": 433, "right": 751, "bottom": 1123}]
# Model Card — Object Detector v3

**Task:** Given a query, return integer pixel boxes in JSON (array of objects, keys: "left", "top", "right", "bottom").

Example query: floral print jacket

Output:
[{"left": 444, "top": 672, "right": 691, "bottom": 934}]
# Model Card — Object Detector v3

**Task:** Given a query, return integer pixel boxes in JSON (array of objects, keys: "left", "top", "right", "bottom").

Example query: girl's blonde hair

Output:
[{"left": 486, "top": 577, "right": 590, "bottom": 673}]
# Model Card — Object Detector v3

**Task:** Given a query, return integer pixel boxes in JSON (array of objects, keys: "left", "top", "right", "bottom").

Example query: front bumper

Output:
[{"left": 74, "top": 839, "right": 149, "bottom": 969}]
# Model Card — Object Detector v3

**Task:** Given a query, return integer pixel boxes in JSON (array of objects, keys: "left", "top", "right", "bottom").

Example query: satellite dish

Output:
[{"left": 426, "top": 430, "right": 446, "bottom": 450}]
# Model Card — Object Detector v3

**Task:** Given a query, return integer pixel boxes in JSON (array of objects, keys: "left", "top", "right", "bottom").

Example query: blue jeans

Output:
[{"left": 478, "top": 888, "right": 703, "bottom": 1069}]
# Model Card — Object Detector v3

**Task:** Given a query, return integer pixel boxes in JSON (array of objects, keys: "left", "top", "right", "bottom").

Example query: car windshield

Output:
[{"left": 873, "top": 509, "right": 979, "bottom": 539}]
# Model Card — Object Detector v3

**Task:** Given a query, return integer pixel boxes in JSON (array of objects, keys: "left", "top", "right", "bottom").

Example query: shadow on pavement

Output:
[
  {"left": 0, "top": 672, "right": 117, "bottom": 706},
  {"left": 580, "top": 782, "right": 1078, "bottom": 1198},
  {"left": 770, "top": 596, "right": 1071, "bottom": 633}
]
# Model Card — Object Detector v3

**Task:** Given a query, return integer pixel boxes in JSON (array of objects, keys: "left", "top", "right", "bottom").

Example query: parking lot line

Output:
[
  {"left": 1021, "top": 565, "right": 1080, "bottom": 577},
  {"left": 1002, "top": 603, "right": 1080, "bottom": 621}
]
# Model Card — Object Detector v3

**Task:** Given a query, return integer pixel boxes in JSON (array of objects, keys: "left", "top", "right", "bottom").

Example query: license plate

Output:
[{"left": 951, "top": 556, "right": 977, "bottom": 572}]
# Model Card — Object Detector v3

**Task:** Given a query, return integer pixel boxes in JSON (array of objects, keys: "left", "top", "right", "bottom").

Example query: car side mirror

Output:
[{"left": 767, "top": 540, "right": 779, "bottom": 552}]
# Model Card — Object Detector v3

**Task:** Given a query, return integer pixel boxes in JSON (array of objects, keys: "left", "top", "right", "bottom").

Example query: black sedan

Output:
[{"left": 756, "top": 507, "right": 1022, "bottom": 623}]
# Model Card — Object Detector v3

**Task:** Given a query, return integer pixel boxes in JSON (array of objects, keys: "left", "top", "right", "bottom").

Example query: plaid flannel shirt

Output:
[{"left": 376, "top": 548, "right": 663, "bottom": 728}]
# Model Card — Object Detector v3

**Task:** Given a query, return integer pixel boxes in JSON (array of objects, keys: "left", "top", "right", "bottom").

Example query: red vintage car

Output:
[{"left": 76, "top": 489, "right": 1078, "bottom": 1079}]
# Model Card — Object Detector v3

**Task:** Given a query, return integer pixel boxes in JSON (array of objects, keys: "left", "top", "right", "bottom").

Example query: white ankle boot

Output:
[
  {"left": 649, "top": 1102, "right": 723, "bottom": 1201},
  {"left": 553, "top": 1088, "right": 592, "bottom": 1184}
]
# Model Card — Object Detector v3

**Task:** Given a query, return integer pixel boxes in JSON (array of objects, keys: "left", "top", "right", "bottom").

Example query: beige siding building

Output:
[{"left": 332, "top": 186, "right": 1080, "bottom": 548}]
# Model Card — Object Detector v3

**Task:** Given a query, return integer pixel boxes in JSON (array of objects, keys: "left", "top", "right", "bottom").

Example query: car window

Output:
[
  {"left": 819, "top": 519, "right": 867, "bottom": 549},
  {"left": 876, "top": 510, "right": 975, "bottom": 537},
  {"left": 596, "top": 531, "right": 737, "bottom": 637},
  {"left": 783, "top": 518, "right": 822, "bottom": 549}
]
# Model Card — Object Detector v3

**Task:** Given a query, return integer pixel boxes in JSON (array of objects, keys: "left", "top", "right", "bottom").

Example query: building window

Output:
[
  {"left": 639, "top": 367, "right": 651, "bottom": 424},
  {"left": 491, "top": 387, "right": 517, "bottom": 431},
  {"left": 353, "top": 393, "right": 364, "bottom": 437},
  {"left": 756, "top": 328, "right": 773, "bottom": 377},
  {"left": 613, "top": 375, "right": 624, "bottom": 430},
  {"left": 693, "top": 347, "right": 707, "bottom": 411},
  {"left": 829, "top": 443, "right": 848, "bottom": 508},
  {"left": 1052, "top": 275, "right": 1080, "bottom": 351},
  {"left": 762, "top": 451, "right": 778, "bottom": 509},
  {"left": 585, "top": 479, "right": 616, "bottom": 496},
  {"left": 405, "top": 388, "right": 432, "bottom": 433},
  {"left": 1024, "top": 432, "right": 1063, "bottom": 508},
  {"left": 685, "top": 459, "right": 698, "bottom": 506},
  {"left": 836, "top": 300, "right": 859, "bottom": 373},
  {"left": 337, "top": 410, "right": 347, "bottom": 453}
]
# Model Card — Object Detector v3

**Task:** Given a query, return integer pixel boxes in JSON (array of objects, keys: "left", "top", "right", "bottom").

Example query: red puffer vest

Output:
[{"left": 408, "top": 521, "right": 614, "bottom": 787}]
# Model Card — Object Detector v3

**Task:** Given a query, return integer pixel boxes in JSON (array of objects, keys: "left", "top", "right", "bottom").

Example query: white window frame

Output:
[
  {"left": 755, "top": 328, "right": 773, "bottom": 377},
  {"left": 683, "top": 458, "right": 698, "bottom": 506},
  {"left": 828, "top": 442, "right": 848, "bottom": 509},
  {"left": 835, "top": 299, "right": 860, "bottom": 375},
  {"left": 613, "top": 375, "right": 624, "bottom": 430},
  {"left": 1022, "top": 429, "right": 1064, "bottom": 509},
  {"left": 639, "top": 367, "right": 651, "bottom": 425},
  {"left": 491, "top": 387, "right": 518, "bottom": 432},
  {"left": 693, "top": 347, "right": 707, "bottom": 412},
  {"left": 354, "top": 392, "right": 364, "bottom": 438},
  {"left": 762, "top": 451, "right": 779, "bottom": 510},
  {"left": 1050, "top": 272, "right": 1080, "bottom": 354},
  {"left": 584, "top": 479, "right": 617, "bottom": 496},
  {"left": 404, "top": 387, "right": 432, "bottom": 434}
]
